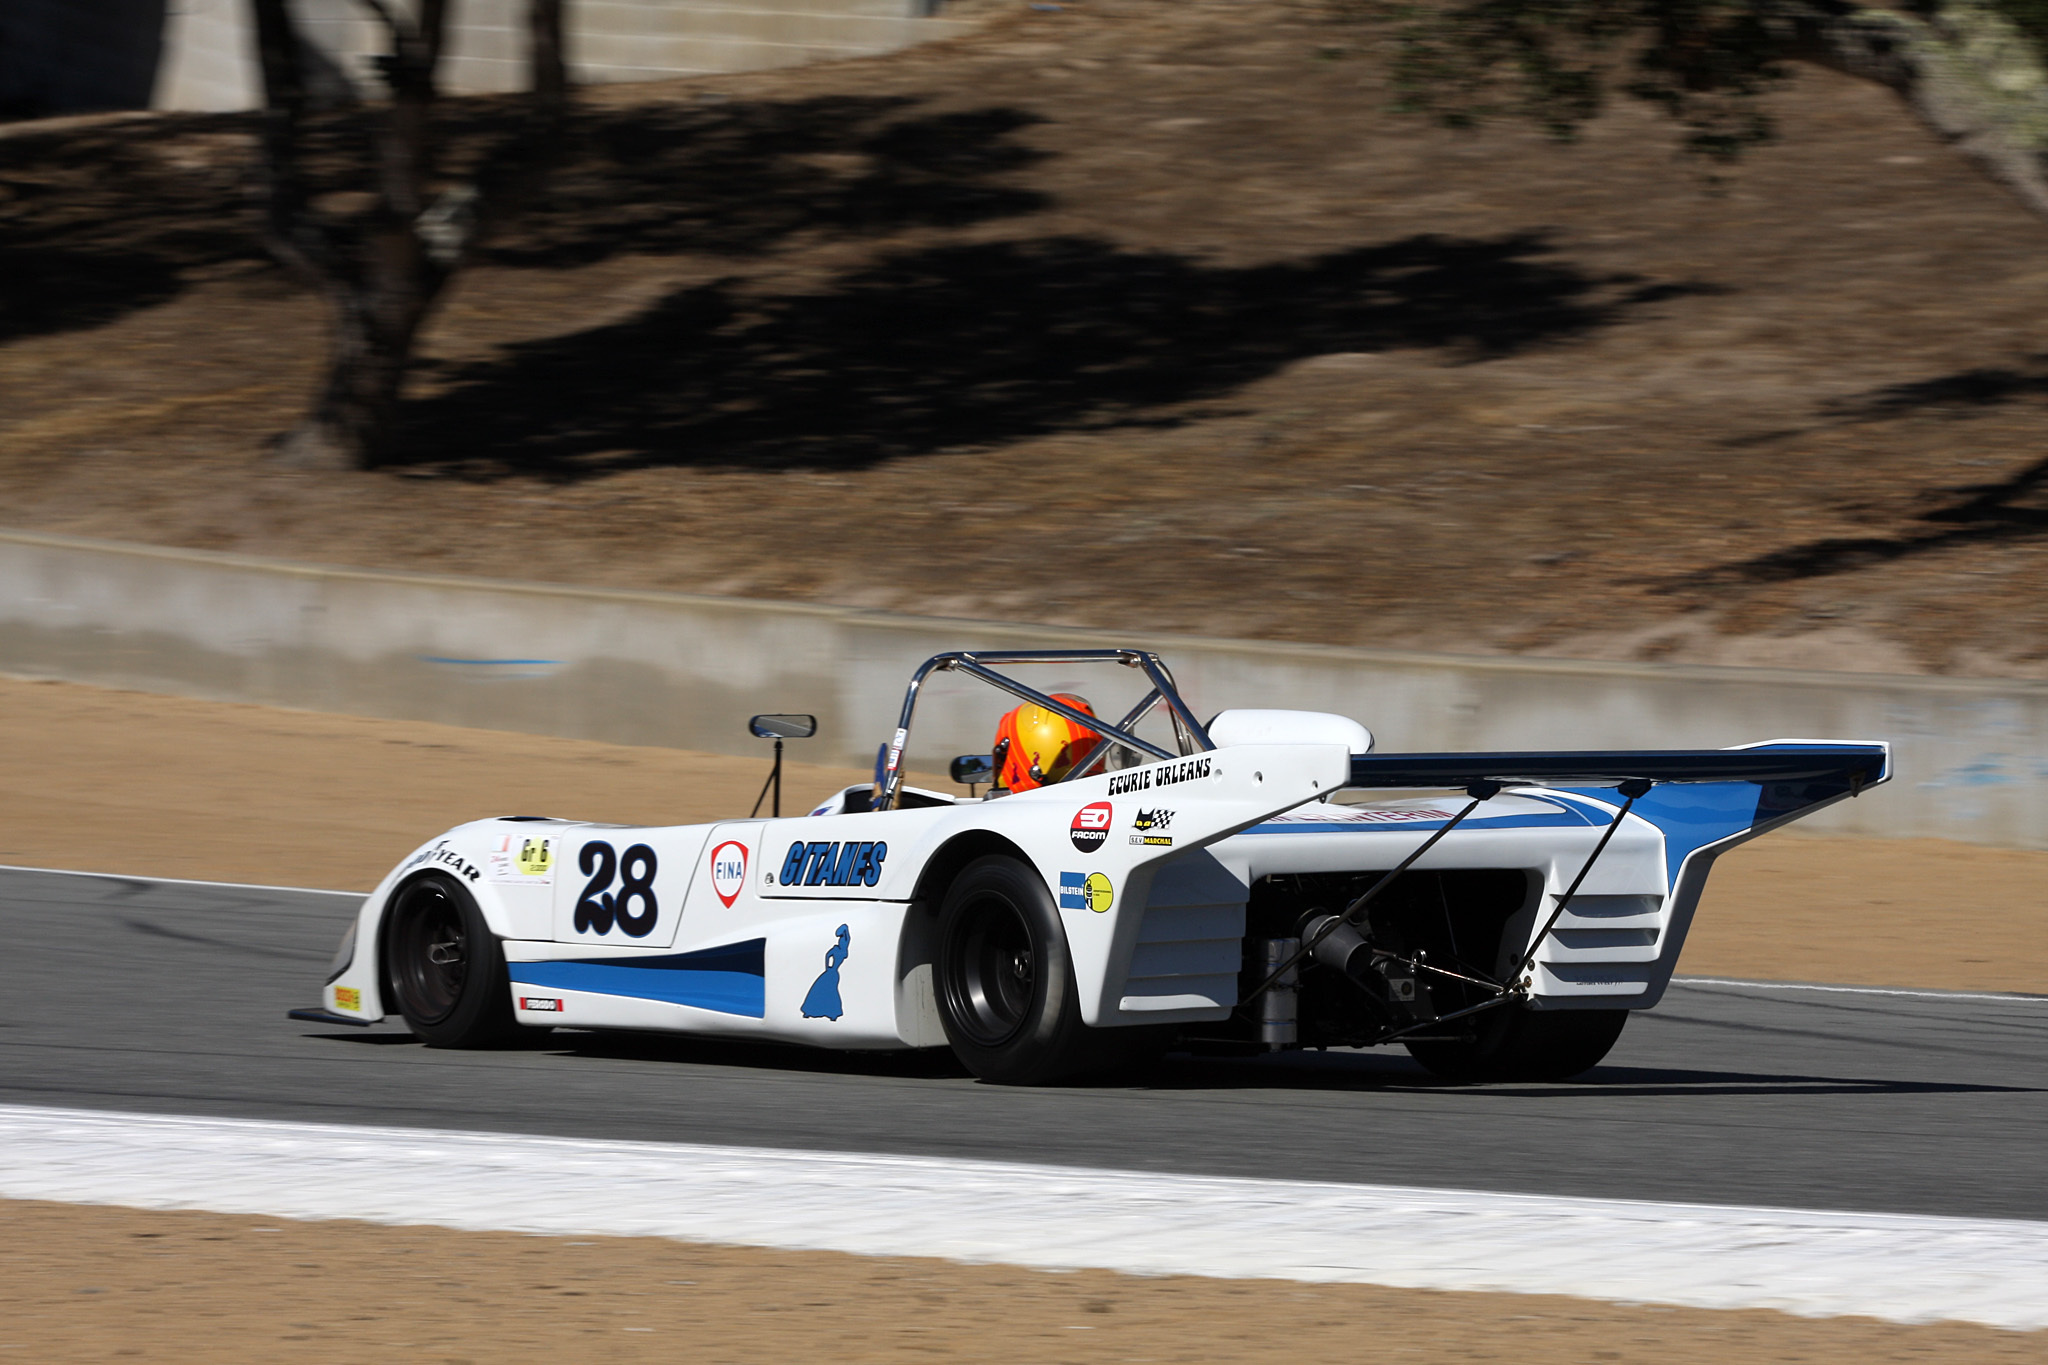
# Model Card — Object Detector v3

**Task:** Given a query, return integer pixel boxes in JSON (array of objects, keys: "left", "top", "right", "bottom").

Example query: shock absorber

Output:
[{"left": 1256, "top": 937, "right": 1299, "bottom": 1050}]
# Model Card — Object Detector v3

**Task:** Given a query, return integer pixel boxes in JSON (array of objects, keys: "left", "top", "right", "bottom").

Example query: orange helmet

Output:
[{"left": 993, "top": 694, "right": 1102, "bottom": 792}]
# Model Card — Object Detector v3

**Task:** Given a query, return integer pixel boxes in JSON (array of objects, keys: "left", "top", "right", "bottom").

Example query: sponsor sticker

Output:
[
  {"left": 709, "top": 840, "right": 749, "bottom": 908},
  {"left": 1059, "top": 871, "right": 1114, "bottom": 913},
  {"left": 777, "top": 840, "right": 888, "bottom": 888},
  {"left": 1265, "top": 806, "right": 1461, "bottom": 825},
  {"left": 1130, "top": 808, "right": 1174, "bottom": 845},
  {"left": 487, "top": 833, "right": 556, "bottom": 885},
  {"left": 800, "top": 925, "right": 851, "bottom": 1022},
  {"left": 405, "top": 840, "right": 482, "bottom": 884},
  {"left": 333, "top": 987, "right": 361, "bottom": 1012},
  {"left": 1070, "top": 801, "right": 1113, "bottom": 853},
  {"left": 519, "top": 997, "right": 564, "bottom": 1013},
  {"left": 1106, "top": 755, "right": 1213, "bottom": 797}
]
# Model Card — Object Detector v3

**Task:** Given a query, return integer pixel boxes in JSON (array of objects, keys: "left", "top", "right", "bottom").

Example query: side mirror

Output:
[
  {"left": 748, "top": 715, "right": 816, "bottom": 818},
  {"left": 950, "top": 754, "right": 995, "bottom": 786}
]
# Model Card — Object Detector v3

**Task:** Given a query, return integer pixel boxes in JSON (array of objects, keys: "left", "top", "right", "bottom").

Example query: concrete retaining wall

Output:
[
  {"left": 144, "top": 0, "right": 974, "bottom": 114},
  {"left": 3, "top": 529, "right": 2043, "bottom": 846}
]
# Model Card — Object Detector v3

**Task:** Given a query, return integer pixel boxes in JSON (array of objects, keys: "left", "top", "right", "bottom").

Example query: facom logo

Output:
[
  {"left": 1070, "top": 801, "right": 1113, "bottom": 853},
  {"left": 710, "top": 840, "right": 749, "bottom": 908}
]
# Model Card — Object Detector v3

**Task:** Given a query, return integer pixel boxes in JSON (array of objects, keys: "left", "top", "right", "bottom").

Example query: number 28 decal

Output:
[{"left": 575, "top": 841, "right": 659, "bottom": 937}]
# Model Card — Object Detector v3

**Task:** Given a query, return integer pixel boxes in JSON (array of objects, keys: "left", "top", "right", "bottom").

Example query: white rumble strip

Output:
[{"left": 2, "top": 1104, "right": 2043, "bottom": 1331}]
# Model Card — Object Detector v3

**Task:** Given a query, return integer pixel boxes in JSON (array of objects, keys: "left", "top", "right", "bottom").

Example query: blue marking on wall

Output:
[
  {"left": 419, "top": 656, "right": 564, "bottom": 666},
  {"left": 1920, "top": 757, "right": 2017, "bottom": 789},
  {"left": 512, "top": 938, "right": 766, "bottom": 1018}
]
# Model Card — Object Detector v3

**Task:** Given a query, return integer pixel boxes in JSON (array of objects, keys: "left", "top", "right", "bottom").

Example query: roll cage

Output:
[{"left": 875, "top": 649, "right": 1214, "bottom": 812}]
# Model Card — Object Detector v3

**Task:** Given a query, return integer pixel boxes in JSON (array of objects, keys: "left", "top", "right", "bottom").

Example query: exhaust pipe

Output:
[{"left": 1303, "top": 914, "right": 1430, "bottom": 1022}]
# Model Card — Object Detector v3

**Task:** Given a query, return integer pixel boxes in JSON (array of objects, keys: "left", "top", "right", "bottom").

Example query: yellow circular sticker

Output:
[{"left": 1083, "top": 871, "right": 1113, "bottom": 913}]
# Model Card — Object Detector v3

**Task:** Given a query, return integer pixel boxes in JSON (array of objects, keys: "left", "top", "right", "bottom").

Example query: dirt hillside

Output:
[{"left": 6, "top": 1, "right": 2048, "bottom": 675}]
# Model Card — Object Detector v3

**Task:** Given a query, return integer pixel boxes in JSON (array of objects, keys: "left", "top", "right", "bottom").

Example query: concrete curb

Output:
[
  {"left": 4, "top": 528, "right": 2045, "bottom": 845},
  {"left": 4, "top": 1104, "right": 2045, "bottom": 1327}
]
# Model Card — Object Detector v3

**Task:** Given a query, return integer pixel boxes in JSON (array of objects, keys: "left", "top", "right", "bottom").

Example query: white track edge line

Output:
[
  {"left": 1673, "top": 976, "right": 2048, "bottom": 1004},
  {"left": 0, "top": 862, "right": 362, "bottom": 897}
]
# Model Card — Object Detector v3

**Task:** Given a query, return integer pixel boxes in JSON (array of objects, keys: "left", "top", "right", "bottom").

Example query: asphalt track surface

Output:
[{"left": 3, "top": 866, "right": 2042, "bottom": 1222}]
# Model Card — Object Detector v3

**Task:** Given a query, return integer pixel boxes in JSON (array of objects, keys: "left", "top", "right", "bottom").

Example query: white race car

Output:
[{"left": 297, "top": 649, "right": 1890, "bottom": 1084}]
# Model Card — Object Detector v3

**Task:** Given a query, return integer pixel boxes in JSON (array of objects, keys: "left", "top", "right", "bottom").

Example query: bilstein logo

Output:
[
  {"left": 1070, "top": 802, "right": 1113, "bottom": 853},
  {"left": 1059, "top": 871, "right": 1114, "bottom": 913}
]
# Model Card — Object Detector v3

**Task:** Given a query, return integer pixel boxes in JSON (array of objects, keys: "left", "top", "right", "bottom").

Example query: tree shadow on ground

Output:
[
  {"left": 314, "top": 1027, "right": 2035, "bottom": 1098},
  {"left": 479, "top": 96, "right": 1050, "bottom": 267},
  {"left": 394, "top": 230, "right": 1695, "bottom": 476},
  {"left": 0, "top": 93, "right": 1047, "bottom": 347},
  {"left": 1135, "top": 1052, "right": 2033, "bottom": 1096},
  {"left": 0, "top": 113, "right": 261, "bottom": 344},
  {"left": 1669, "top": 359, "right": 2048, "bottom": 591}
]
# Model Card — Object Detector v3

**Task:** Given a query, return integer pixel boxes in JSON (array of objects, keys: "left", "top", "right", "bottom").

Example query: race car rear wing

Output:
[{"left": 1344, "top": 742, "right": 1890, "bottom": 792}]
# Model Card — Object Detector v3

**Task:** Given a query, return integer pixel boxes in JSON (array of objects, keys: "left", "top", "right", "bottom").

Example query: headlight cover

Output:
[{"left": 325, "top": 919, "right": 358, "bottom": 984}]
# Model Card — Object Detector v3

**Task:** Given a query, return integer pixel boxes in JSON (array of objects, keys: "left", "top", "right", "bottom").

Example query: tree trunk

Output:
[
  {"left": 256, "top": 0, "right": 568, "bottom": 471},
  {"left": 532, "top": 0, "right": 567, "bottom": 107}
]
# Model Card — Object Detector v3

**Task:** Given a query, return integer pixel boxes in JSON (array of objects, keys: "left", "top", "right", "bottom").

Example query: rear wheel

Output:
[
  {"left": 935, "top": 855, "right": 1166, "bottom": 1084},
  {"left": 385, "top": 873, "right": 518, "bottom": 1048},
  {"left": 1405, "top": 1006, "right": 1627, "bottom": 1082}
]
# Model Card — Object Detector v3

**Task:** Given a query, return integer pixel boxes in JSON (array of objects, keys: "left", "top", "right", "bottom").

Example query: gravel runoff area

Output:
[
  {"left": 4, "top": 672, "right": 2044, "bottom": 992},
  {"left": 0, "top": 1106, "right": 2043, "bottom": 1358},
  {"left": 5, "top": 1197, "right": 2042, "bottom": 1363},
  {"left": 9, "top": 0, "right": 2048, "bottom": 677}
]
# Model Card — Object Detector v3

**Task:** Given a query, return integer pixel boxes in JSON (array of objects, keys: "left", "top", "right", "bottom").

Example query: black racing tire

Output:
[
  {"left": 1404, "top": 1006, "right": 1627, "bottom": 1083},
  {"left": 384, "top": 872, "right": 519, "bottom": 1048},
  {"left": 934, "top": 855, "right": 1165, "bottom": 1085}
]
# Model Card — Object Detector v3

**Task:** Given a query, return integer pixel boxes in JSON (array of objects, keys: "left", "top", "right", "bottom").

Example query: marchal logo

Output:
[
  {"left": 710, "top": 840, "right": 749, "bottom": 908},
  {"left": 1070, "top": 801, "right": 1113, "bottom": 853}
]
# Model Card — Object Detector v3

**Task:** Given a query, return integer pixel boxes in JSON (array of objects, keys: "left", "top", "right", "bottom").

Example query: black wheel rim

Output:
[
  {"left": 945, "top": 892, "right": 1036, "bottom": 1048},
  {"left": 392, "top": 881, "right": 467, "bottom": 1026}
]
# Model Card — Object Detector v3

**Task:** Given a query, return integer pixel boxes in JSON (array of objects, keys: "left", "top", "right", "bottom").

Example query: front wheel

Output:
[
  {"left": 385, "top": 872, "right": 518, "bottom": 1047},
  {"left": 1405, "top": 1006, "right": 1627, "bottom": 1082}
]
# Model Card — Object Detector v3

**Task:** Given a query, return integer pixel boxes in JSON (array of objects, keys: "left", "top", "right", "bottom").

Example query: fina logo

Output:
[{"left": 709, "top": 840, "right": 749, "bottom": 908}]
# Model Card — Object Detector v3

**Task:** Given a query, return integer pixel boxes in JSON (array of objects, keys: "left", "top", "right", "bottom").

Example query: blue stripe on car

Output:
[{"left": 511, "top": 938, "right": 767, "bottom": 1018}]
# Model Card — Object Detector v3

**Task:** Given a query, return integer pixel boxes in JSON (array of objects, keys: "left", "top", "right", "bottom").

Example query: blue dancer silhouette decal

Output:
[{"left": 801, "top": 924, "right": 850, "bottom": 1021}]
